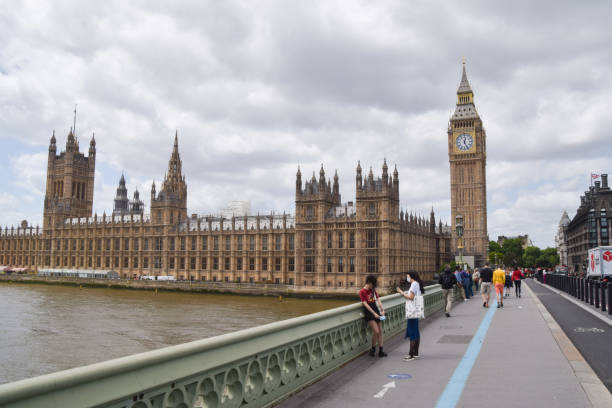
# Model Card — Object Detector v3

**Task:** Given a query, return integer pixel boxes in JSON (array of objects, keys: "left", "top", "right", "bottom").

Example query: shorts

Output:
[
  {"left": 363, "top": 303, "right": 381, "bottom": 322},
  {"left": 481, "top": 282, "right": 492, "bottom": 294},
  {"left": 495, "top": 283, "right": 504, "bottom": 294}
]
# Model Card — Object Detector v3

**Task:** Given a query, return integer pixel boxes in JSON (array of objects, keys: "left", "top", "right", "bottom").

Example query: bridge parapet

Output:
[{"left": 0, "top": 285, "right": 446, "bottom": 408}]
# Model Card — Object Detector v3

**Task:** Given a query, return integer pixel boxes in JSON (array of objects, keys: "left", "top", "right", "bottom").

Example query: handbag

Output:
[{"left": 405, "top": 295, "right": 425, "bottom": 319}]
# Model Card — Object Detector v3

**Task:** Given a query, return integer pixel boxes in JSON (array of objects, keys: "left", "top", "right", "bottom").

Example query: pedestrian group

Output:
[{"left": 361, "top": 262, "right": 526, "bottom": 361}]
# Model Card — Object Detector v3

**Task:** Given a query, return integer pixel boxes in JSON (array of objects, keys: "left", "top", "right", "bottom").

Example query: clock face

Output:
[{"left": 456, "top": 133, "right": 473, "bottom": 151}]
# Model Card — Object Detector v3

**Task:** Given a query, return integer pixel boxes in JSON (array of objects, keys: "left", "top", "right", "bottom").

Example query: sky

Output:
[{"left": 1, "top": 0, "right": 611, "bottom": 248}]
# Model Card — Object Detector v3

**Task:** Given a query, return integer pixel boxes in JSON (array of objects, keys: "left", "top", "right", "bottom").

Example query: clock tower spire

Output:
[{"left": 448, "top": 61, "right": 488, "bottom": 267}]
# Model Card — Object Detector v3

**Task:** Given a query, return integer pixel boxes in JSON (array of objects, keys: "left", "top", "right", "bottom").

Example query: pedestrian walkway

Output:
[{"left": 280, "top": 281, "right": 611, "bottom": 407}]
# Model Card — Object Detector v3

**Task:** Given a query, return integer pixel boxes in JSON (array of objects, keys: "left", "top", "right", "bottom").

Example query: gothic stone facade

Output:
[
  {"left": 0, "top": 131, "right": 451, "bottom": 291},
  {"left": 565, "top": 175, "right": 611, "bottom": 273},
  {"left": 448, "top": 63, "right": 488, "bottom": 266}
]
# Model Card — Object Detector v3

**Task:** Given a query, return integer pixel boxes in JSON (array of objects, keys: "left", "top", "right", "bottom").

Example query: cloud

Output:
[{"left": 1, "top": 0, "right": 611, "bottom": 248}]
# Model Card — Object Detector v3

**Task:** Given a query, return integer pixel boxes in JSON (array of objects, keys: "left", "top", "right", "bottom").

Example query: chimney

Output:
[{"left": 602, "top": 174, "right": 609, "bottom": 189}]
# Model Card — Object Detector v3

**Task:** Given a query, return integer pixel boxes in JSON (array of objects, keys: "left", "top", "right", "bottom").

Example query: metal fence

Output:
[{"left": 537, "top": 273, "right": 611, "bottom": 315}]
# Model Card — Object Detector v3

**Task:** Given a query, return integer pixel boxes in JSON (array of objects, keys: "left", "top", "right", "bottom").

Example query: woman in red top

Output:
[
  {"left": 359, "top": 275, "right": 387, "bottom": 357},
  {"left": 512, "top": 268, "right": 524, "bottom": 297}
]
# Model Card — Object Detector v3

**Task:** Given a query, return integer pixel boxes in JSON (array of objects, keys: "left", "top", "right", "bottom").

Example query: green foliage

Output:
[
  {"left": 488, "top": 241, "right": 502, "bottom": 253},
  {"left": 522, "top": 246, "right": 541, "bottom": 267},
  {"left": 535, "top": 247, "right": 560, "bottom": 268},
  {"left": 489, "top": 251, "right": 504, "bottom": 265},
  {"left": 439, "top": 261, "right": 457, "bottom": 273},
  {"left": 492, "top": 239, "right": 559, "bottom": 268},
  {"left": 501, "top": 238, "right": 524, "bottom": 267}
]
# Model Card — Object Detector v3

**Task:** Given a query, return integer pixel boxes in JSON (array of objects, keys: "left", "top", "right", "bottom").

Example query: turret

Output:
[
  {"left": 296, "top": 166, "right": 302, "bottom": 194},
  {"left": 393, "top": 164, "right": 399, "bottom": 188},
  {"left": 89, "top": 133, "right": 96, "bottom": 157},
  {"left": 430, "top": 207, "right": 436, "bottom": 234},
  {"left": 49, "top": 131, "right": 57, "bottom": 155},
  {"left": 319, "top": 164, "right": 326, "bottom": 191},
  {"left": 356, "top": 161, "right": 362, "bottom": 189},
  {"left": 113, "top": 174, "right": 130, "bottom": 216},
  {"left": 382, "top": 158, "right": 388, "bottom": 185},
  {"left": 333, "top": 170, "right": 339, "bottom": 197},
  {"left": 66, "top": 127, "right": 77, "bottom": 153}
]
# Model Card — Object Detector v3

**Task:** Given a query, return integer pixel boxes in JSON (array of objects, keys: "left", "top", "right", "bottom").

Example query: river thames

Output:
[{"left": 0, "top": 283, "right": 352, "bottom": 384}]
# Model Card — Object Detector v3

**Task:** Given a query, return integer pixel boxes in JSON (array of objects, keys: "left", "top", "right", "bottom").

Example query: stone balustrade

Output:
[{"left": 0, "top": 284, "right": 447, "bottom": 408}]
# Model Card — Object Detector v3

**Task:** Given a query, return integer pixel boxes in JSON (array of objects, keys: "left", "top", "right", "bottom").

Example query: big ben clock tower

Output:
[{"left": 448, "top": 61, "right": 488, "bottom": 266}]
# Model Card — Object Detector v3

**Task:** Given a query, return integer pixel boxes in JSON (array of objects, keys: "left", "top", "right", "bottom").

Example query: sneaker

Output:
[
  {"left": 501, "top": 303, "right": 504, "bottom": 308},
  {"left": 445, "top": 312, "right": 450, "bottom": 317},
  {"left": 368, "top": 349, "right": 376, "bottom": 357},
  {"left": 378, "top": 350, "right": 388, "bottom": 357},
  {"left": 483, "top": 302, "right": 486, "bottom": 307},
  {"left": 497, "top": 304, "right": 501, "bottom": 308},
  {"left": 403, "top": 355, "right": 415, "bottom": 361}
]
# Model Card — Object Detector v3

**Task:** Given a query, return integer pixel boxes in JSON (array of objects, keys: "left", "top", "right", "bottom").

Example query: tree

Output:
[
  {"left": 489, "top": 251, "right": 504, "bottom": 265},
  {"left": 522, "top": 246, "right": 541, "bottom": 267},
  {"left": 501, "top": 238, "right": 524, "bottom": 267},
  {"left": 536, "top": 247, "right": 559, "bottom": 268},
  {"left": 489, "top": 241, "right": 502, "bottom": 254}
]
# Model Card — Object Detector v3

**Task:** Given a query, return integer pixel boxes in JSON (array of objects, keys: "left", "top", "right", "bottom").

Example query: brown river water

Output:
[{"left": 0, "top": 283, "right": 352, "bottom": 384}]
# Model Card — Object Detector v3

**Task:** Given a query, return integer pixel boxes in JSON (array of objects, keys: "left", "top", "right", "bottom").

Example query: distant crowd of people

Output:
[{"left": 360, "top": 263, "right": 531, "bottom": 362}]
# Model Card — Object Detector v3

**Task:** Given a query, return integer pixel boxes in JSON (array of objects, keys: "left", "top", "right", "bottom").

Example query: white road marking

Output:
[
  {"left": 373, "top": 381, "right": 396, "bottom": 399},
  {"left": 573, "top": 327, "right": 605, "bottom": 333}
]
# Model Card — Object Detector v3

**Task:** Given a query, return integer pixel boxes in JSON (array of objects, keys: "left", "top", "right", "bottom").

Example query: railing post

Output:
[
  {"left": 589, "top": 280, "right": 594, "bottom": 305},
  {"left": 608, "top": 282, "right": 612, "bottom": 316},
  {"left": 580, "top": 278, "right": 585, "bottom": 301},
  {"left": 595, "top": 281, "right": 600, "bottom": 308},
  {"left": 601, "top": 282, "right": 606, "bottom": 312},
  {"left": 585, "top": 280, "right": 590, "bottom": 304}
]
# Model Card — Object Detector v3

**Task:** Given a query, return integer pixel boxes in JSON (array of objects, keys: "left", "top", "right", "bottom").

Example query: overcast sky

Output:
[{"left": 1, "top": 0, "right": 611, "bottom": 248}]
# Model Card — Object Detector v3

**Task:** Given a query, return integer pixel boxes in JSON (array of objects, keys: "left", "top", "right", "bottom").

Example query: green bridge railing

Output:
[{"left": 0, "top": 284, "right": 448, "bottom": 408}]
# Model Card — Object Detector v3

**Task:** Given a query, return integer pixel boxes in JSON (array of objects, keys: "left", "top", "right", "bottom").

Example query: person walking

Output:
[
  {"left": 473, "top": 268, "right": 481, "bottom": 292},
  {"left": 493, "top": 266, "right": 506, "bottom": 308},
  {"left": 504, "top": 269, "right": 513, "bottom": 297},
  {"left": 359, "top": 275, "right": 387, "bottom": 357},
  {"left": 397, "top": 271, "right": 425, "bottom": 361},
  {"left": 460, "top": 267, "right": 471, "bottom": 299},
  {"left": 455, "top": 266, "right": 466, "bottom": 302},
  {"left": 438, "top": 265, "right": 457, "bottom": 317},
  {"left": 480, "top": 263, "right": 493, "bottom": 307},
  {"left": 512, "top": 267, "right": 524, "bottom": 297}
]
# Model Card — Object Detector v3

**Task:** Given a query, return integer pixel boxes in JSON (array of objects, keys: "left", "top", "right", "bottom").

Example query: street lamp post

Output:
[{"left": 455, "top": 214, "right": 464, "bottom": 268}]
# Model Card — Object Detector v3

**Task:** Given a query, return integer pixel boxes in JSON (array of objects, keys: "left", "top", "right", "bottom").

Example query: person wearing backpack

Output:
[
  {"left": 438, "top": 265, "right": 457, "bottom": 317},
  {"left": 472, "top": 268, "right": 481, "bottom": 292}
]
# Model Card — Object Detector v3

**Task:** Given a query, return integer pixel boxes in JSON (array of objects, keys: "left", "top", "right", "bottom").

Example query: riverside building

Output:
[
  {"left": 0, "top": 129, "right": 451, "bottom": 291},
  {"left": 565, "top": 175, "right": 612, "bottom": 274}
]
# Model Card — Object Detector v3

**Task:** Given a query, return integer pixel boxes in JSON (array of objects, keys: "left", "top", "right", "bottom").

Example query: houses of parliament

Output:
[{"left": 0, "top": 65, "right": 491, "bottom": 290}]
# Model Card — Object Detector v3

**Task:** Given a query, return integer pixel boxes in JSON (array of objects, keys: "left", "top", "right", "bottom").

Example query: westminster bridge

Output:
[{"left": 0, "top": 280, "right": 611, "bottom": 408}]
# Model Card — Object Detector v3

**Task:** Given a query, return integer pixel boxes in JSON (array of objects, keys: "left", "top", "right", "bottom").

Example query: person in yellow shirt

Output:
[{"left": 492, "top": 266, "right": 506, "bottom": 308}]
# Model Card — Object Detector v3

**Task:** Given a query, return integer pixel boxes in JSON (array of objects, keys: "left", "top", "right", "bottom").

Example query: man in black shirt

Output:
[
  {"left": 479, "top": 263, "right": 493, "bottom": 308},
  {"left": 438, "top": 265, "right": 457, "bottom": 317}
]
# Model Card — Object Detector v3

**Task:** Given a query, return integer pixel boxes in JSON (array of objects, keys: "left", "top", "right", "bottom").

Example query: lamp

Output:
[{"left": 455, "top": 215, "right": 464, "bottom": 266}]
